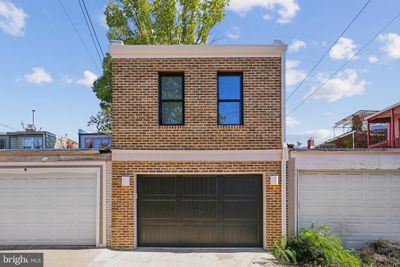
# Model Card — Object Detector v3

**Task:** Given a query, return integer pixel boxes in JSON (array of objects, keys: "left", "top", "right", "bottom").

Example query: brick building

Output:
[{"left": 110, "top": 43, "right": 287, "bottom": 250}]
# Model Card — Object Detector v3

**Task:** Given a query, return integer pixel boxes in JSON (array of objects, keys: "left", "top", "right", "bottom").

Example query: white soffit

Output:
[{"left": 109, "top": 44, "right": 287, "bottom": 58}]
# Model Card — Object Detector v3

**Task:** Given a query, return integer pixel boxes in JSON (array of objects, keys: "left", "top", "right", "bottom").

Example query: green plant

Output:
[
  {"left": 272, "top": 224, "right": 362, "bottom": 267},
  {"left": 272, "top": 236, "right": 296, "bottom": 264}
]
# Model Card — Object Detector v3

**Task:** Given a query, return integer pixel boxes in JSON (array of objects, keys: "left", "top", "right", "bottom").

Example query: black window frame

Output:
[
  {"left": 217, "top": 72, "right": 243, "bottom": 125},
  {"left": 158, "top": 72, "right": 185, "bottom": 125}
]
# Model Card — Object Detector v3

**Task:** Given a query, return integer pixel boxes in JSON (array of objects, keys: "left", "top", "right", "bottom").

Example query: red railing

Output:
[{"left": 369, "top": 137, "right": 400, "bottom": 148}]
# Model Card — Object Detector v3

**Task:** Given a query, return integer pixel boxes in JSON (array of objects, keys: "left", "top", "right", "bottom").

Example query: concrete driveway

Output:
[{"left": 0, "top": 248, "right": 283, "bottom": 267}]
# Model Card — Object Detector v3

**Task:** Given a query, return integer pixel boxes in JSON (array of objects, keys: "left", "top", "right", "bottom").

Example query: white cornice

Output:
[
  {"left": 109, "top": 44, "right": 287, "bottom": 58},
  {"left": 112, "top": 149, "right": 282, "bottom": 161}
]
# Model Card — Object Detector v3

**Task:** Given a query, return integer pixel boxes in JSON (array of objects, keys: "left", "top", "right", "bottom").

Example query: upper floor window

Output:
[
  {"left": 159, "top": 72, "right": 184, "bottom": 125},
  {"left": 82, "top": 136, "right": 111, "bottom": 149},
  {"left": 23, "top": 137, "right": 43, "bottom": 149},
  {"left": 218, "top": 73, "right": 243, "bottom": 125}
]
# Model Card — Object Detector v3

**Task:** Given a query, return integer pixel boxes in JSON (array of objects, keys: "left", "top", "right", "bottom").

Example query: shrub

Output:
[
  {"left": 272, "top": 224, "right": 361, "bottom": 267},
  {"left": 358, "top": 239, "right": 400, "bottom": 266}
]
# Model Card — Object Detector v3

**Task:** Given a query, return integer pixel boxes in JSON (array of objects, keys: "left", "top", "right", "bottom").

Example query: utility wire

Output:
[
  {"left": 288, "top": 11, "right": 400, "bottom": 116},
  {"left": 286, "top": 0, "right": 372, "bottom": 101},
  {"left": 80, "top": 0, "right": 105, "bottom": 58},
  {"left": 57, "top": 0, "right": 101, "bottom": 72},
  {"left": 78, "top": 0, "right": 103, "bottom": 63}
]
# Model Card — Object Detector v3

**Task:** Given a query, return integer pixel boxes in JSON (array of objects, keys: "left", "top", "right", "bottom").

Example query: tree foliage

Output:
[{"left": 89, "top": 0, "right": 229, "bottom": 132}]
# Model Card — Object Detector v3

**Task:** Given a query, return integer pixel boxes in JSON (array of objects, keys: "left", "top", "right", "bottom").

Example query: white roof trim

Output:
[
  {"left": 109, "top": 44, "right": 287, "bottom": 58},
  {"left": 365, "top": 101, "right": 400, "bottom": 120}
]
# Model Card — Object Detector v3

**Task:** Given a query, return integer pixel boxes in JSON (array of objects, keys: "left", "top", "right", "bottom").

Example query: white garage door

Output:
[
  {"left": 0, "top": 168, "right": 98, "bottom": 246},
  {"left": 298, "top": 171, "right": 400, "bottom": 248}
]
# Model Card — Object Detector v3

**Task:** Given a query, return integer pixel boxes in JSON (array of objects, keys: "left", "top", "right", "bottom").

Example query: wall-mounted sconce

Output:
[
  {"left": 270, "top": 175, "right": 279, "bottom": 186},
  {"left": 122, "top": 175, "right": 130, "bottom": 186}
]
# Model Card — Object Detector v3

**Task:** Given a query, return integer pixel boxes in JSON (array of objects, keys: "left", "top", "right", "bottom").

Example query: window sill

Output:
[{"left": 218, "top": 124, "right": 244, "bottom": 129}]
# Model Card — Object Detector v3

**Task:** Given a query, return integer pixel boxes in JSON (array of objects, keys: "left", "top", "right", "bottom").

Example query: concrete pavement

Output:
[{"left": 0, "top": 248, "right": 283, "bottom": 267}]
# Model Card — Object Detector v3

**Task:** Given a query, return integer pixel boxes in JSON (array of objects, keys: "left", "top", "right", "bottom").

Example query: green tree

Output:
[{"left": 89, "top": 0, "right": 229, "bottom": 132}]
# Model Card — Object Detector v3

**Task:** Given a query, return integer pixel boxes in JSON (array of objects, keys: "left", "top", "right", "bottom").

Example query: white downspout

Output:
[
  {"left": 280, "top": 42, "right": 288, "bottom": 237},
  {"left": 281, "top": 143, "right": 288, "bottom": 237}
]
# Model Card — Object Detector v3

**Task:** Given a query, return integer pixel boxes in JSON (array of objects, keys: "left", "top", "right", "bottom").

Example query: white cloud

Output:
[
  {"left": 286, "top": 116, "right": 300, "bottom": 126},
  {"left": 229, "top": 0, "right": 300, "bottom": 24},
  {"left": 305, "top": 69, "right": 367, "bottom": 102},
  {"left": 63, "top": 70, "right": 98, "bottom": 87},
  {"left": 323, "top": 112, "right": 333, "bottom": 116},
  {"left": 287, "top": 129, "right": 333, "bottom": 145},
  {"left": 262, "top": 14, "right": 272, "bottom": 21},
  {"left": 329, "top": 37, "right": 357, "bottom": 60},
  {"left": 286, "top": 60, "right": 306, "bottom": 87},
  {"left": 76, "top": 70, "right": 97, "bottom": 87},
  {"left": 379, "top": 33, "right": 400, "bottom": 59},
  {"left": 286, "top": 59, "right": 300, "bottom": 69},
  {"left": 368, "top": 55, "right": 378, "bottom": 64},
  {"left": 24, "top": 67, "right": 53, "bottom": 84},
  {"left": 98, "top": 13, "right": 107, "bottom": 29},
  {"left": 288, "top": 39, "right": 306, "bottom": 53},
  {"left": 227, "top": 26, "right": 240, "bottom": 40},
  {"left": 0, "top": 0, "right": 27, "bottom": 37}
]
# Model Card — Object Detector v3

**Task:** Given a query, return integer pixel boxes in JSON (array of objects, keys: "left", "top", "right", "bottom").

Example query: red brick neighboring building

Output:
[{"left": 110, "top": 44, "right": 287, "bottom": 250}]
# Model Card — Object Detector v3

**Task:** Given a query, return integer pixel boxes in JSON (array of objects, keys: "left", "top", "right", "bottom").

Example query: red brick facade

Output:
[
  {"left": 112, "top": 57, "right": 282, "bottom": 150},
  {"left": 110, "top": 48, "right": 284, "bottom": 250}
]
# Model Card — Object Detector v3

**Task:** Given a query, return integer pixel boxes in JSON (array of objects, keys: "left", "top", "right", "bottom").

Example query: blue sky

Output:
[{"left": 0, "top": 0, "right": 399, "bottom": 144}]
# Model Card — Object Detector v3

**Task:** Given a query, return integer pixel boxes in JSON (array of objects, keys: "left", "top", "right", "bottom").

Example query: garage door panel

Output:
[
  {"left": 346, "top": 191, "right": 364, "bottom": 201},
  {"left": 391, "top": 207, "right": 400, "bottom": 217},
  {"left": 138, "top": 175, "right": 262, "bottom": 247},
  {"left": 140, "top": 225, "right": 179, "bottom": 244},
  {"left": 182, "top": 225, "right": 219, "bottom": 244},
  {"left": 182, "top": 177, "right": 217, "bottom": 195},
  {"left": 182, "top": 200, "right": 217, "bottom": 219},
  {"left": 299, "top": 171, "right": 400, "bottom": 248},
  {"left": 224, "top": 200, "right": 259, "bottom": 220},
  {"left": 392, "top": 191, "right": 400, "bottom": 201},
  {"left": 224, "top": 224, "right": 260, "bottom": 245},
  {"left": 140, "top": 200, "right": 177, "bottom": 219},
  {"left": 0, "top": 169, "right": 97, "bottom": 246},
  {"left": 223, "top": 177, "right": 259, "bottom": 195},
  {"left": 139, "top": 177, "right": 176, "bottom": 195}
]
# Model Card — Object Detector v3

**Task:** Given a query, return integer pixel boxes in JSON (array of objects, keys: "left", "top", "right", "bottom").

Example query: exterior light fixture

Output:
[
  {"left": 122, "top": 175, "right": 130, "bottom": 186},
  {"left": 270, "top": 175, "right": 279, "bottom": 186}
]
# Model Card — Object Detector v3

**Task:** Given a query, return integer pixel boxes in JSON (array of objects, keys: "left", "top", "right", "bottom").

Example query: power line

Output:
[
  {"left": 81, "top": 0, "right": 105, "bottom": 58},
  {"left": 288, "top": 11, "right": 400, "bottom": 116},
  {"left": 78, "top": 0, "right": 103, "bottom": 63},
  {"left": 56, "top": 0, "right": 101, "bottom": 72},
  {"left": 286, "top": 0, "right": 372, "bottom": 101}
]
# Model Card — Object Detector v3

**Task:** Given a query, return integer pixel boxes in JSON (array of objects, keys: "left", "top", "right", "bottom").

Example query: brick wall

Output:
[
  {"left": 111, "top": 161, "right": 282, "bottom": 250},
  {"left": 112, "top": 57, "right": 282, "bottom": 150}
]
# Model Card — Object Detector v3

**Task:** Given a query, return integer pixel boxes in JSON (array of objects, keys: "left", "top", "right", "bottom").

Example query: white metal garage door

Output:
[
  {"left": 298, "top": 171, "right": 400, "bottom": 248},
  {"left": 0, "top": 168, "right": 98, "bottom": 246}
]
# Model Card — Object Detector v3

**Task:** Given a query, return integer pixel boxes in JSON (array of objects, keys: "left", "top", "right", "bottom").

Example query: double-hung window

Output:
[
  {"left": 217, "top": 73, "right": 243, "bottom": 125},
  {"left": 159, "top": 72, "right": 184, "bottom": 125}
]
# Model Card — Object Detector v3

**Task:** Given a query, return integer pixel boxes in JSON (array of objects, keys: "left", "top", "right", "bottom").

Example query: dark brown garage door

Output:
[{"left": 137, "top": 175, "right": 262, "bottom": 247}]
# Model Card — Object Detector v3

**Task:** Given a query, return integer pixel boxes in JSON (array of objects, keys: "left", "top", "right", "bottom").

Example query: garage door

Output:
[
  {"left": 138, "top": 175, "right": 262, "bottom": 247},
  {"left": 0, "top": 168, "right": 98, "bottom": 246},
  {"left": 298, "top": 171, "right": 400, "bottom": 248}
]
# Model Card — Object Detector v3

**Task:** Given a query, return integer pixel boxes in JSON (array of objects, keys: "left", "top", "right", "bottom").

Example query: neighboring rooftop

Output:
[{"left": 334, "top": 110, "right": 379, "bottom": 128}]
